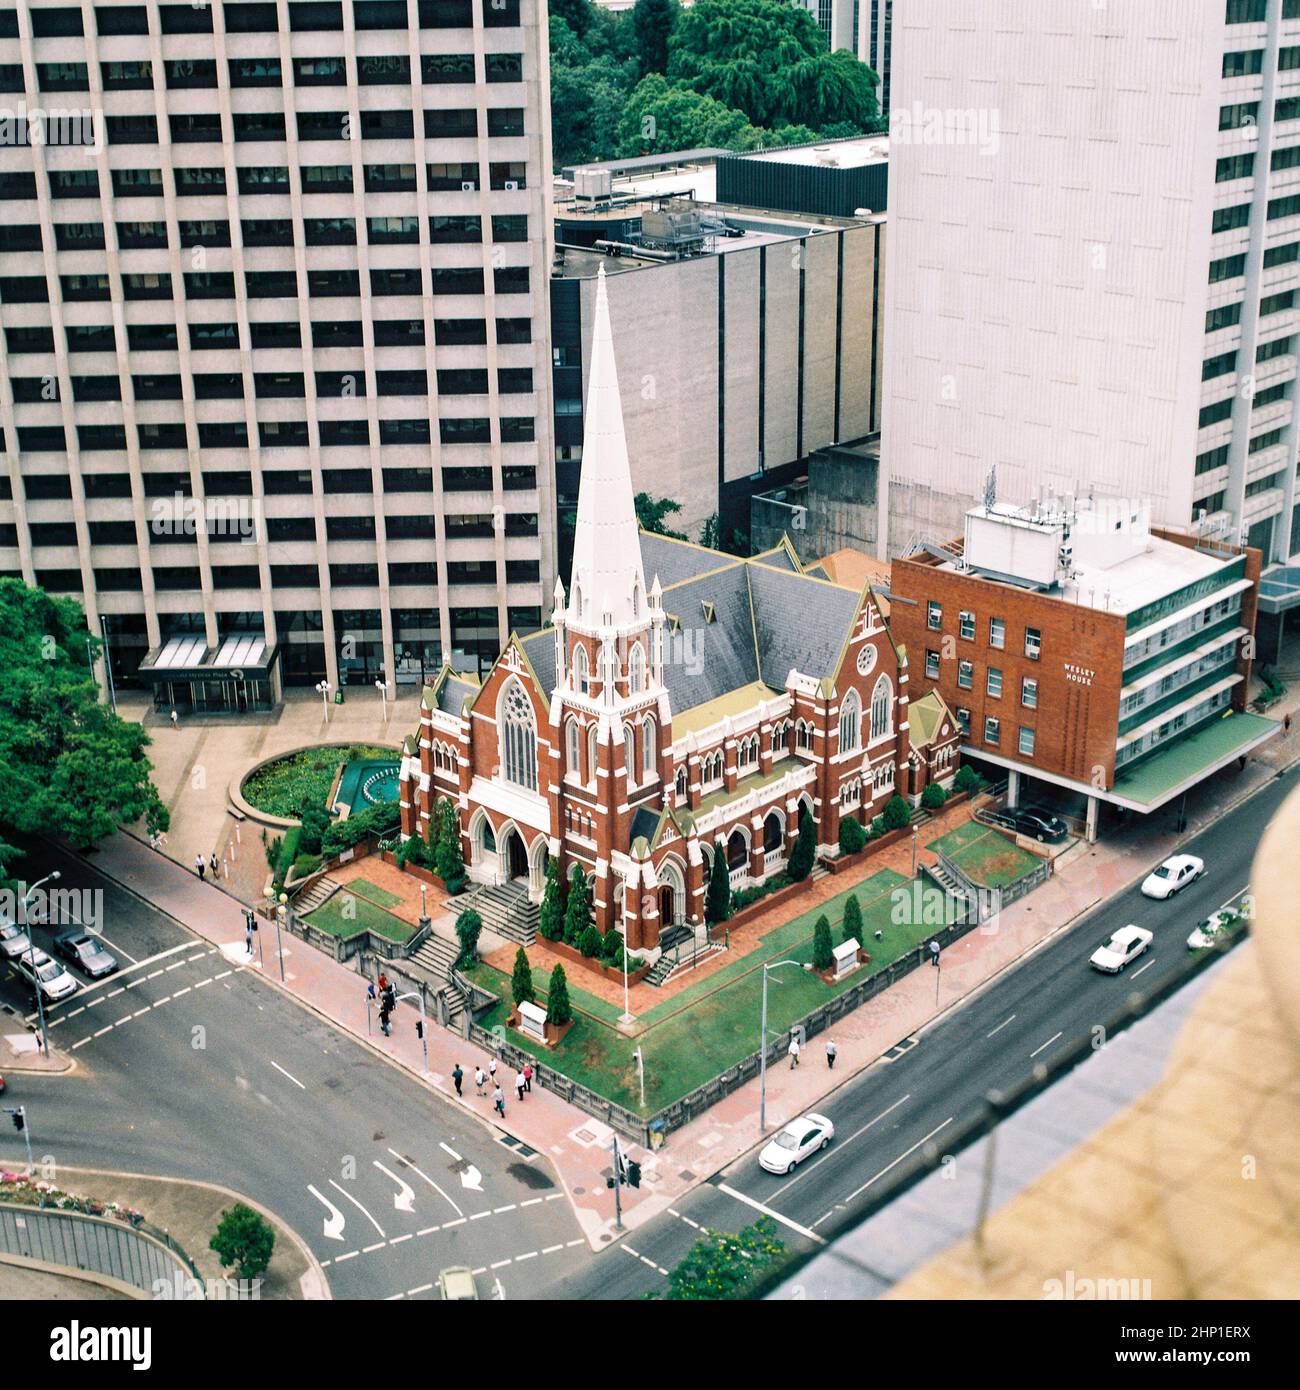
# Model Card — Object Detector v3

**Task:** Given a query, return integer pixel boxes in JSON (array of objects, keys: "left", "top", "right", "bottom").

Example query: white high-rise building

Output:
[
  {"left": 0, "top": 0, "right": 554, "bottom": 706},
  {"left": 881, "top": 0, "right": 1300, "bottom": 569}
]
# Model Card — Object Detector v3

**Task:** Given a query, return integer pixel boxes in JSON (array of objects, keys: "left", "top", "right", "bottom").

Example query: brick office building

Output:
[
  {"left": 891, "top": 496, "right": 1279, "bottom": 841},
  {"left": 398, "top": 266, "right": 960, "bottom": 958}
]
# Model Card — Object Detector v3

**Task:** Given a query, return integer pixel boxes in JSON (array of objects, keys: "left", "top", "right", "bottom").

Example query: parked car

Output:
[
  {"left": 991, "top": 806, "right": 1070, "bottom": 843},
  {"left": 1090, "top": 925, "right": 1154, "bottom": 974},
  {"left": 1141, "top": 854, "right": 1204, "bottom": 900},
  {"left": 437, "top": 1267, "right": 478, "bottom": 1300},
  {"left": 0, "top": 921, "right": 32, "bottom": 961},
  {"left": 52, "top": 929, "right": 118, "bottom": 980},
  {"left": 759, "top": 1112, "right": 836, "bottom": 1175},
  {"left": 14, "top": 948, "right": 78, "bottom": 1003},
  {"left": 1187, "top": 900, "right": 1252, "bottom": 951}
]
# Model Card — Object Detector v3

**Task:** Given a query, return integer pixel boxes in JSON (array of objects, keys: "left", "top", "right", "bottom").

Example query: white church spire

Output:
[{"left": 568, "top": 263, "right": 646, "bottom": 632}]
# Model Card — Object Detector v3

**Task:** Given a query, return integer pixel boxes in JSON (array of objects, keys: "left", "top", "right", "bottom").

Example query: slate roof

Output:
[
  {"left": 519, "top": 629, "right": 555, "bottom": 699},
  {"left": 746, "top": 560, "right": 862, "bottom": 694},
  {"left": 638, "top": 532, "right": 736, "bottom": 591},
  {"left": 660, "top": 560, "right": 760, "bottom": 711},
  {"left": 423, "top": 665, "right": 480, "bottom": 716}
]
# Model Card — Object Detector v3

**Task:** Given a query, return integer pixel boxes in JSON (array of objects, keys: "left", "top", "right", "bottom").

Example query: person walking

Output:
[
  {"left": 492, "top": 1084, "right": 505, "bottom": 1119},
  {"left": 209, "top": 853, "right": 219, "bottom": 880},
  {"left": 377, "top": 972, "right": 389, "bottom": 995},
  {"left": 195, "top": 854, "right": 206, "bottom": 882},
  {"left": 488, "top": 1057, "right": 498, "bottom": 1084},
  {"left": 244, "top": 917, "right": 254, "bottom": 957},
  {"left": 515, "top": 1069, "right": 525, "bottom": 1103},
  {"left": 523, "top": 1062, "right": 532, "bottom": 1093},
  {"left": 452, "top": 1063, "right": 464, "bottom": 1098},
  {"left": 379, "top": 1004, "right": 391, "bottom": 1037},
  {"left": 170, "top": 708, "right": 179, "bottom": 731},
  {"left": 825, "top": 1038, "right": 838, "bottom": 1069},
  {"left": 788, "top": 1035, "right": 801, "bottom": 1069},
  {"left": 474, "top": 1066, "right": 486, "bottom": 1096}
]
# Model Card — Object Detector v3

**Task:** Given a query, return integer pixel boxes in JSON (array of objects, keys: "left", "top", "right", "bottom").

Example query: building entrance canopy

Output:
[{"left": 138, "top": 635, "right": 280, "bottom": 713}]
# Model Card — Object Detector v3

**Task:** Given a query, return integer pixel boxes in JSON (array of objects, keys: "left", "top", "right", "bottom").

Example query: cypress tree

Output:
[
  {"left": 563, "top": 865, "right": 592, "bottom": 945},
  {"left": 706, "top": 841, "right": 732, "bottom": 924},
  {"left": 546, "top": 962, "right": 573, "bottom": 1026},
  {"left": 787, "top": 808, "right": 816, "bottom": 882},
  {"left": 538, "top": 857, "right": 566, "bottom": 941},
  {"left": 511, "top": 945, "right": 535, "bottom": 1007},
  {"left": 841, "top": 893, "right": 863, "bottom": 946},
  {"left": 812, "top": 914, "right": 834, "bottom": 971}
]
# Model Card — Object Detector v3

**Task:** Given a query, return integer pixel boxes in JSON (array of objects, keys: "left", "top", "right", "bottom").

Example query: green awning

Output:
[{"left": 1110, "top": 710, "right": 1281, "bottom": 811}]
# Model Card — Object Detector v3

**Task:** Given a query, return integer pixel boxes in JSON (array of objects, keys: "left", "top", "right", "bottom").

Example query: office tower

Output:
[{"left": 0, "top": 0, "right": 554, "bottom": 706}]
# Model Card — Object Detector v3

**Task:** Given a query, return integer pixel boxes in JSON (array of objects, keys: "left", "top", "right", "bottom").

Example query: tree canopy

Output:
[{"left": 0, "top": 580, "right": 169, "bottom": 852}]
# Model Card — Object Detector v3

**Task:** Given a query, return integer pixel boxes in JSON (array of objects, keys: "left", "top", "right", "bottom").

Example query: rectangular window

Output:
[
  {"left": 1216, "top": 152, "right": 1256, "bottom": 182},
  {"left": 1206, "top": 302, "right": 1243, "bottom": 334},
  {"left": 1024, "top": 627, "right": 1042, "bottom": 660},
  {"left": 1267, "top": 192, "right": 1300, "bottom": 221},
  {"left": 1021, "top": 677, "right": 1038, "bottom": 709},
  {"left": 1226, "top": 0, "right": 1267, "bottom": 20},
  {"left": 1223, "top": 50, "right": 1264, "bottom": 78},
  {"left": 1018, "top": 726, "right": 1036, "bottom": 757},
  {"left": 1212, "top": 203, "right": 1251, "bottom": 232},
  {"left": 1209, "top": 252, "right": 1247, "bottom": 283},
  {"left": 1263, "top": 242, "right": 1300, "bottom": 269},
  {"left": 957, "top": 660, "right": 973, "bottom": 690},
  {"left": 958, "top": 610, "right": 975, "bottom": 640},
  {"left": 986, "top": 667, "right": 1003, "bottom": 698},
  {"left": 984, "top": 717, "right": 1000, "bottom": 746},
  {"left": 1260, "top": 290, "right": 1296, "bottom": 316},
  {"left": 988, "top": 617, "right": 1005, "bottom": 649},
  {"left": 1203, "top": 350, "right": 1238, "bottom": 381},
  {"left": 1220, "top": 103, "right": 1259, "bottom": 132},
  {"left": 925, "top": 649, "right": 940, "bottom": 680},
  {"left": 1199, "top": 397, "right": 1234, "bottom": 428},
  {"left": 927, "top": 600, "right": 942, "bottom": 631}
]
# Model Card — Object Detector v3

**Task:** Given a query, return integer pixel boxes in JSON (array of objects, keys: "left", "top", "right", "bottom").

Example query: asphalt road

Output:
[
  {"left": 1, "top": 837, "right": 587, "bottom": 1301},
  {"left": 548, "top": 762, "right": 1298, "bottom": 1299}
]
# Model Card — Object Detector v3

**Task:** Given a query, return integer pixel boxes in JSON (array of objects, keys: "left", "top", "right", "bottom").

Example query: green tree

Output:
[
  {"left": 546, "top": 962, "right": 573, "bottom": 1026},
  {"left": 841, "top": 893, "right": 862, "bottom": 946},
  {"left": 633, "top": 0, "right": 678, "bottom": 76},
  {"left": 787, "top": 807, "right": 816, "bottom": 882},
  {"left": 667, "top": 1216, "right": 786, "bottom": 1300},
  {"left": 552, "top": 0, "right": 594, "bottom": 39},
  {"left": 634, "top": 490, "right": 688, "bottom": 539},
  {"left": 812, "top": 914, "right": 834, "bottom": 971},
  {"left": 921, "top": 782, "right": 949, "bottom": 810},
  {"left": 209, "top": 1202, "right": 275, "bottom": 1282},
  {"left": 882, "top": 794, "right": 911, "bottom": 832},
  {"left": 706, "top": 841, "right": 732, "bottom": 924},
  {"left": 511, "top": 945, "right": 535, "bottom": 1008},
  {"left": 538, "top": 856, "right": 566, "bottom": 941},
  {"left": 297, "top": 799, "right": 329, "bottom": 857},
  {"left": 838, "top": 815, "right": 866, "bottom": 855},
  {"left": 563, "top": 864, "right": 593, "bottom": 945},
  {"left": 434, "top": 798, "right": 465, "bottom": 885},
  {"left": 953, "top": 763, "right": 982, "bottom": 795},
  {"left": 0, "top": 580, "right": 169, "bottom": 851},
  {"left": 617, "top": 74, "right": 766, "bottom": 158},
  {"left": 454, "top": 907, "right": 482, "bottom": 967},
  {"left": 698, "top": 512, "right": 721, "bottom": 550},
  {"left": 578, "top": 924, "right": 604, "bottom": 958}
]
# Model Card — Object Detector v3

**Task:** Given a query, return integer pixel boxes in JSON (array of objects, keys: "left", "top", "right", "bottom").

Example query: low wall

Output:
[{"left": 543, "top": 937, "right": 653, "bottom": 987}]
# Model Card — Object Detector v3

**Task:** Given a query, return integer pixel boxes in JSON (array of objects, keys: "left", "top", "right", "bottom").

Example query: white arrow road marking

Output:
[
  {"left": 493, "top": 1277, "right": 507, "bottom": 1300},
  {"left": 308, "top": 1185, "right": 346, "bottom": 1242},
  {"left": 270, "top": 1060, "right": 306, "bottom": 1090},
  {"left": 373, "top": 1160, "right": 416, "bottom": 1212},
  {"left": 389, "top": 1147, "right": 464, "bottom": 1218},
  {"left": 439, "top": 1141, "right": 484, "bottom": 1192},
  {"left": 329, "top": 1179, "right": 385, "bottom": 1239}
]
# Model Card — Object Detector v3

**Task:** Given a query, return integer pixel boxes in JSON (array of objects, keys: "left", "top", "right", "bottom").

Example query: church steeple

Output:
[{"left": 566, "top": 263, "right": 646, "bottom": 634}]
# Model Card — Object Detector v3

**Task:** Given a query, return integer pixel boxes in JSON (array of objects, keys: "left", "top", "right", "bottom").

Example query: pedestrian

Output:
[
  {"left": 788, "top": 1036, "right": 800, "bottom": 1069},
  {"left": 244, "top": 918, "right": 254, "bottom": 956},
  {"left": 929, "top": 940, "right": 940, "bottom": 967},
  {"left": 825, "top": 1038, "right": 837, "bottom": 1069},
  {"left": 488, "top": 1057, "right": 498, "bottom": 1083},
  {"left": 377, "top": 972, "right": 389, "bottom": 994},
  {"left": 515, "top": 1069, "right": 525, "bottom": 1103},
  {"left": 1286, "top": 713, "right": 1293, "bottom": 737},
  {"left": 492, "top": 1084, "right": 505, "bottom": 1118},
  {"left": 523, "top": 1062, "right": 532, "bottom": 1093},
  {"left": 452, "top": 1063, "right": 464, "bottom": 1098},
  {"left": 210, "top": 853, "right": 219, "bottom": 879},
  {"left": 170, "top": 708, "right": 179, "bottom": 731},
  {"left": 195, "top": 854, "right": 205, "bottom": 882},
  {"left": 474, "top": 1066, "right": 486, "bottom": 1096},
  {"left": 367, "top": 981, "right": 377, "bottom": 1001},
  {"left": 380, "top": 1006, "right": 391, "bottom": 1037}
]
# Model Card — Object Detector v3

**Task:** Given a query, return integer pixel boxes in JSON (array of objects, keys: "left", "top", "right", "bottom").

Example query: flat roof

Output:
[
  {"left": 1110, "top": 710, "right": 1281, "bottom": 810},
  {"left": 737, "top": 136, "right": 890, "bottom": 169},
  {"left": 1259, "top": 563, "right": 1300, "bottom": 614}
]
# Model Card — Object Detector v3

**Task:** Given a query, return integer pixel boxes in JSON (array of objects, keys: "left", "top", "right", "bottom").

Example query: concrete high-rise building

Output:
[
  {"left": 0, "top": 0, "right": 554, "bottom": 707},
  {"left": 881, "top": 0, "right": 1300, "bottom": 572},
  {"left": 797, "top": 0, "right": 891, "bottom": 116}
]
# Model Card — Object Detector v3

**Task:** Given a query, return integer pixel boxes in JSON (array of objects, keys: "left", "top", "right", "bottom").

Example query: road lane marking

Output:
[
  {"left": 1030, "top": 1031, "right": 1063, "bottom": 1059},
  {"left": 270, "top": 1060, "right": 306, "bottom": 1090},
  {"left": 1131, "top": 959, "right": 1155, "bottom": 980},
  {"left": 328, "top": 1179, "right": 385, "bottom": 1239},
  {"left": 147, "top": 970, "right": 164, "bottom": 980},
  {"left": 115, "top": 1015, "right": 132, "bottom": 1027},
  {"left": 93, "top": 1026, "right": 111, "bottom": 1038},
  {"left": 622, "top": 1244, "right": 669, "bottom": 1277},
  {"left": 363, "top": 1242, "right": 386, "bottom": 1254},
  {"left": 769, "top": 1093, "right": 913, "bottom": 1201},
  {"left": 71, "top": 1037, "right": 90, "bottom": 1050},
  {"left": 520, "top": 1198, "right": 542, "bottom": 1208},
  {"left": 542, "top": 1243, "right": 564, "bottom": 1254},
  {"left": 171, "top": 986, "right": 190, "bottom": 997},
  {"left": 132, "top": 1008, "right": 149, "bottom": 1018},
  {"left": 388, "top": 1147, "right": 464, "bottom": 1219},
  {"left": 106, "top": 989, "right": 124, "bottom": 1000},
  {"left": 716, "top": 1183, "right": 827, "bottom": 1246},
  {"left": 390, "top": 1233, "right": 413, "bottom": 1245},
  {"left": 986, "top": 1014, "right": 1016, "bottom": 1038},
  {"left": 194, "top": 978, "right": 211, "bottom": 989},
  {"left": 334, "top": 1251, "right": 358, "bottom": 1263},
  {"left": 838, "top": 1117, "right": 955, "bottom": 1210}
]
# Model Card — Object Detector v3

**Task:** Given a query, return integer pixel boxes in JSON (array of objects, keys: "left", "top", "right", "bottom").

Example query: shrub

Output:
[
  {"left": 882, "top": 794, "right": 911, "bottom": 832},
  {"left": 601, "top": 927, "right": 624, "bottom": 960},
  {"left": 869, "top": 815, "right": 886, "bottom": 839},
  {"left": 546, "top": 963, "right": 572, "bottom": 1026},
  {"left": 538, "top": 858, "right": 566, "bottom": 941},
  {"left": 320, "top": 803, "right": 400, "bottom": 857},
  {"left": 667, "top": 1217, "right": 786, "bottom": 1301},
  {"left": 838, "top": 815, "right": 866, "bottom": 855},
  {"left": 953, "top": 764, "right": 982, "bottom": 795},
  {"left": 297, "top": 800, "right": 330, "bottom": 857},
  {"left": 563, "top": 865, "right": 592, "bottom": 945},
  {"left": 706, "top": 841, "right": 732, "bottom": 923},
  {"left": 841, "top": 893, "right": 862, "bottom": 946},
  {"left": 454, "top": 907, "right": 482, "bottom": 967},
  {"left": 434, "top": 798, "right": 465, "bottom": 884},
  {"left": 209, "top": 1203, "right": 275, "bottom": 1282},
  {"left": 921, "top": 782, "right": 948, "bottom": 810},
  {"left": 510, "top": 945, "right": 535, "bottom": 1008},
  {"left": 578, "top": 925, "right": 604, "bottom": 958},
  {"left": 787, "top": 808, "right": 816, "bottom": 882},
  {"left": 291, "top": 852, "right": 322, "bottom": 881},
  {"left": 262, "top": 830, "right": 282, "bottom": 876},
  {"left": 812, "top": 914, "right": 834, "bottom": 971}
]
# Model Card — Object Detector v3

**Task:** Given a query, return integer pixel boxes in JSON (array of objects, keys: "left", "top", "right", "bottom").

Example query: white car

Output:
[
  {"left": 1187, "top": 901, "right": 1251, "bottom": 951},
  {"left": 759, "top": 1112, "right": 835, "bottom": 1175},
  {"left": 1090, "top": 924, "right": 1154, "bottom": 974},
  {"left": 14, "top": 947, "right": 78, "bottom": 1002},
  {"left": 0, "top": 921, "right": 32, "bottom": 961},
  {"left": 1140, "top": 854, "right": 1204, "bottom": 900}
]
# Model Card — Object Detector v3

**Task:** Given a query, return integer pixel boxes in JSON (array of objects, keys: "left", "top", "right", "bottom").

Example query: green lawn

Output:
[
  {"left": 467, "top": 869, "right": 961, "bottom": 1114},
  {"left": 304, "top": 894, "right": 415, "bottom": 943},
  {"left": 345, "top": 877, "right": 404, "bottom": 909},
  {"left": 928, "top": 822, "right": 1041, "bottom": 889}
]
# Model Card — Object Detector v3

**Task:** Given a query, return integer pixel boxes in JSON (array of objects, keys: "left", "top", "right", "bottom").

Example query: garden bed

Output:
[
  {"left": 540, "top": 936, "right": 653, "bottom": 986},
  {"left": 240, "top": 743, "right": 397, "bottom": 819}
]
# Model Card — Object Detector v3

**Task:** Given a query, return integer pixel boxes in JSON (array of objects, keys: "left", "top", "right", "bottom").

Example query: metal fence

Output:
[{"left": 0, "top": 1202, "right": 198, "bottom": 1296}]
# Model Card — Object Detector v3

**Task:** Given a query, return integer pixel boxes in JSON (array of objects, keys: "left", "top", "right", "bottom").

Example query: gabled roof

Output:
[
  {"left": 422, "top": 663, "right": 480, "bottom": 717},
  {"left": 638, "top": 531, "right": 740, "bottom": 590},
  {"left": 628, "top": 802, "right": 694, "bottom": 855},
  {"left": 910, "top": 689, "right": 957, "bottom": 749},
  {"left": 748, "top": 560, "right": 862, "bottom": 694}
]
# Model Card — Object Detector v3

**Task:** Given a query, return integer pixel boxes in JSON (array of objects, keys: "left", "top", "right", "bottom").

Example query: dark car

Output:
[
  {"left": 992, "top": 806, "right": 1069, "bottom": 843},
  {"left": 52, "top": 929, "right": 118, "bottom": 979}
]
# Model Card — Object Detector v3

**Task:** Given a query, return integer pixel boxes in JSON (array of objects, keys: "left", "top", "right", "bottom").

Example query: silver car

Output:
[
  {"left": 0, "top": 921, "right": 32, "bottom": 961},
  {"left": 53, "top": 930, "right": 118, "bottom": 980},
  {"left": 15, "top": 947, "right": 78, "bottom": 1002}
]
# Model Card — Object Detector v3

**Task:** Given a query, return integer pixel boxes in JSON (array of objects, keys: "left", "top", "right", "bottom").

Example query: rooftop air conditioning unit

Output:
[{"left": 504, "top": 180, "right": 518, "bottom": 191}]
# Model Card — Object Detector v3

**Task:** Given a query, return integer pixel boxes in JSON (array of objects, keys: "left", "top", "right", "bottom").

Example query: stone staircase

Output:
[
  {"left": 810, "top": 860, "right": 831, "bottom": 883},
  {"left": 644, "top": 929, "right": 725, "bottom": 986},
  {"left": 924, "top": 858, "right": 976, "bottom": 917},
  {"left": 656, "top": 941, "right": 727, "bottom": 985},
  {"left": 409, "top": 932, "right": 468, "bottom": 1029},
  {"left": 463, "top": 879, "right": 538, "bottom": 946},
  {"left": 293, "top": 874, "right": 342, "bottom": 916}
]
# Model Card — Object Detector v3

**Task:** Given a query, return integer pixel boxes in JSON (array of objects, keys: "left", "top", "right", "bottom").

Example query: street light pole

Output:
[
  {"left": 619, "top": 885, "right": 633, "bottom": 1025},
  {"left": 2, "top": 1106, "right": 34, "bottom": 1174},
  {"left": 22, "top": 872, "right": 60, "bottom": 1060},
  {"left": 634, "top": 1046, "right": 645, "bottom": 1109},
  {"left": 911, "top": 825, "right": 919, "bottom": 878},
  {"left": 275, "top": 893, "right": 288, "bottom": 982},
  {"left": 316, "top": 679, "right": 331, "bottom": 722},
  {"left": 610, "top": 1134, "right": 624, "bottom": 1231},
  {"left": 375, "top": 677, "right": 388, "bottom": 721},
  {"left": 759, "top": 957, "right": 803, "bottom": 1133}
]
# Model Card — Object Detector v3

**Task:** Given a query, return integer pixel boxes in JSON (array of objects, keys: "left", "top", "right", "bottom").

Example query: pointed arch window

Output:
[
  {"left": 586, "top": 723, "right": 598, "bottom": 785},
  {"left": 870, "top": 675, "right": 893, "bottom": 741},
  {"left": 499, "top": 679, "right": 537, "bottom": 792},
  {"left": 839, "top": 690, "right": 861, "bottom": 752},
  {"left": 675, "top": 765, "right": 687, "bottom": 801},
  {"left": 628, "top": 642, "right": 646, "bottom": 693},
  {"left": 642, "top": 715, "right": 656, "bottom": 778},
  {"left": 624, "top": 721, "right": 636, "bottom": 780},
  {"left": 565, "top": 717, "right": 580, "bottom": 777},
  {"left": 573, "top": 643, "right": 590, "bottom": 696}
]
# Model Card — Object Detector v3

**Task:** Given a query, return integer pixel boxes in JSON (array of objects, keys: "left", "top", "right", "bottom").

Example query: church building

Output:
[{"left": 399, "top": 266, "right": 960, "bottom": 959}]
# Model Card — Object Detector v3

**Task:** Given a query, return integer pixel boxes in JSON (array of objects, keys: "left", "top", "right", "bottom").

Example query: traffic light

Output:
[
  {"left": 11, "top": 1111, "right": 24, "bottom": 1132},
  {"left": 626, "top": 1161, "right": 641, "bottom": 1189},
  {"left": 415, "top": 1019, "right": 424, "bottom": 1039}
]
